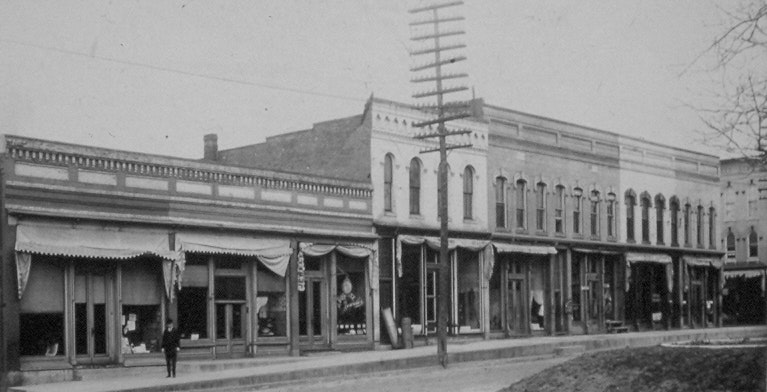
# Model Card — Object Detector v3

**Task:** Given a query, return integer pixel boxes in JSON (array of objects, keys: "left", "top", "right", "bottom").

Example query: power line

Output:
[{"left": 1, "top": 38, "right": 368, "bottom": 104}]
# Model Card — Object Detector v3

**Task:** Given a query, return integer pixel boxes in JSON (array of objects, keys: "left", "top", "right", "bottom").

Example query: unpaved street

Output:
[{"left": 251, "top": 355, "right": 571, "bottom": 392}]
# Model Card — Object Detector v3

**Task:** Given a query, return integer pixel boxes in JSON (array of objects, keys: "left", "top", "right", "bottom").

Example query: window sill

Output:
[
  {"left": 515, "top": 229, "right": 529, "bottom": 235},
  {"left": 554, "top": 232, "right": 566, "bottom": 237},
  {"left": 409, "top": 214, "right": 424, "bottom": 220},
  {"left": 607, "top": 236, "right": 618, "bottom": 242},
  {"left": 535, "top": 230, "right": 548, "bottom": 236}
]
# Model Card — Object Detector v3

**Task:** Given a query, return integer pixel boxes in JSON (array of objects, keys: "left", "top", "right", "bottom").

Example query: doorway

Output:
[
  {"left": 299, "top": 276, "right": 329, "bottom": 349},
  {"left": 505, "top": 261, "right": 526, "bottom": 336},
  {"left": 74, "top": 266, "right": 114, "bottom": 364},
  {"left": 214, "top": 275, "right": 247, "bottom": 357}
]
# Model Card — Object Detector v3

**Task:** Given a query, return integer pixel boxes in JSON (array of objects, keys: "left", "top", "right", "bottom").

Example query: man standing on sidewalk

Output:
[{"left": 161, "top": 319, "right": 180, "bottom": 378}]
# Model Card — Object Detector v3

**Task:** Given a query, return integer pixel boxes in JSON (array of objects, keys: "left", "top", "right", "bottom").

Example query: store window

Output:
[
  {"left": 409, "top": 158, "right": 421, "bottom": 215},
  {"left": 463, "top": 166, "right": 474, "bottom": 220},
  {"left": 457, "top": 249, "right": 481, "bottom": 333},
  {"left": 496, "top": 177, "right": 507, "bottom": 228},
  {"left": 554, "top": 185, "right": 565, "bottom": 234},
  {"left": 19, "top": 257, "right": 65, "bottom": 357},
  {"left": 516, "top": 179, "right": 527, "bottom": 229},
  {"left": 655, "top": 195, "right": 665, "bottom": 245},
  {"left": 336, "top": 255, "right": 367, "bottom": 336},
  {"left": 121, "top": 259, "right": 163, "bottom": 354},
  {"left": 529, "top": 259, "right": 546, "bottom": 331},
  {"left": 256, "top": 263, "right": 288, "bottom": 337},
  {"left": 573, "top": 188, "right": 583, "bottom": 235},
  {"left": 178, "top": 256, "right": 209, "bottom": 339},
  {"left": 384, "top": 153, "right": 394, "bottom": 213},
  {"left": 399, "top": 244, "right": 422, "bottom": 327}
]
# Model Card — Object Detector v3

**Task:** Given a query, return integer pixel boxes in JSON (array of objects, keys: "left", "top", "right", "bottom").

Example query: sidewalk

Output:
[{"left": 11, "top": 326, "right": 767, "bottom": 392}]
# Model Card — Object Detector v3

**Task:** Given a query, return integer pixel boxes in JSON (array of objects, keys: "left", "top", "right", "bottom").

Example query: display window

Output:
[
  {"left": 121, "top": 260, "right": 163, "bottom": 354},
  {"left": 256, "top": 263, "right": 288, "bottom": 337},
  {"left": 177, "top": 256, "right": 209, "bottom": 340},
  {"left": 336, "top": 255, "right": 366, "bottom": 336},
  {"left": 19, "top": 257, "right": 65, "bottom": 357},
  {"left": 457, "top": 249, "right": 481, "bottom": 333}
]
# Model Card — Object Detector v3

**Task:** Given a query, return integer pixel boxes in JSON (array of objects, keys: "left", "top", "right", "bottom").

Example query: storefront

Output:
[
  {"left": 568, "top": 250, "right": 624, "bottom": 335},
  {"left": 625, "top": 252, "right": 673, "bottom": 330},
  {"left": 14, "top": 219, "right": 177, "bottom": 367},
  {"left": 487, "top": 243, "right": 557, "bottom": 337},
  {"left": 682, "top": 256, "right": 723, "bottom": 328},
  {"left": 394, "top": 235, "right": 490, "bottom": 337},
  {"left": 297, "top": 243, "right": 377, "bottom": 351}
]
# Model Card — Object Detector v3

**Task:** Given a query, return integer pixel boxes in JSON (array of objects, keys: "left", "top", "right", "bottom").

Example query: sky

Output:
[{"left": 0, "top": 0, "right": 736, "bottom": 160}]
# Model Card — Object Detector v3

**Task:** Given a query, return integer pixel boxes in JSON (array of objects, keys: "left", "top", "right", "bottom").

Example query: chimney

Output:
[{"left": 204, "top": 134, "right": 218, "bottom": 161}]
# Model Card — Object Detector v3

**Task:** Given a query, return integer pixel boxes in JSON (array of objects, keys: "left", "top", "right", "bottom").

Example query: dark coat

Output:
[{"left": 161, "top": 328, "right": 180, "bottom": 353}]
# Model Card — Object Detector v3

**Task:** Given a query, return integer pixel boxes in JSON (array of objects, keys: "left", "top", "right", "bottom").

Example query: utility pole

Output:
[{"left": 409, "top": 0, "right": 472, "bottom": 368}]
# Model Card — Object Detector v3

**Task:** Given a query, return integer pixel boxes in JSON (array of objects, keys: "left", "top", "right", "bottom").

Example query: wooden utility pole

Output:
[{"left": 409, "top": 0, "right": 471, "bottom": 368}]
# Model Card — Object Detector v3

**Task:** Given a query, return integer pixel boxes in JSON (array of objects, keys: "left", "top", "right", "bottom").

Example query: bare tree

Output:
[{"left": 694, "top": 1, "right": 766, "bottom": 164}]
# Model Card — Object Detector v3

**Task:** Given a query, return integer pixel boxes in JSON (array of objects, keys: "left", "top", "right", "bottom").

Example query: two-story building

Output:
[
  {"left": 0, "top": 134, "right": 376, "bottom": 385},
  {"left": 720, "top": 157, "right": 767, "bottom": 325}
]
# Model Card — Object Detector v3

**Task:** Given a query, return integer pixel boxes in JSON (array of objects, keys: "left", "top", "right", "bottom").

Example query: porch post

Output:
[
  {"left": 288, "top": 240, "right": 300, "bottom": 356},
  {"left": 598, "top": 254, "right": 605, "bottom": 333},
  {"left": 564, "top": 248, "right": 572, "bottom": 334},
  {"left": 676, "top": 258, "right": 683, "bottom": 328},
  {"left": 329, "top": 251, "right": 337, "bottom": 348},
  {"left": 546, "top": 253, "right": 555, "bottom": 335}
]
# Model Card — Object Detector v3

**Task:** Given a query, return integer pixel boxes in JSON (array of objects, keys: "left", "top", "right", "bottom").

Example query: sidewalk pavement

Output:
[{"left": 11, "top": 326, "right": 767, "bottom": 392}]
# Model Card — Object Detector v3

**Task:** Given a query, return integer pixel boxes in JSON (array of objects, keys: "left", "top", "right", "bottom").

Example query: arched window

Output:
[
  {"left": 669, "top": 197, "right": 680, "bottom": 246},
  {"left": 749, "top": 227, "right": 759, "bottom": 258},
  {"left": 726, "top": 229, "right": 735, "bottom": 259},
  {"left": 536, "top": 182, "right": 546, "bottom": 231},
  {"left": 696, "top": 205, "right": 704, "bottom": 247},
  {"left": 590, "top": 190, "right": 600, "bottom": 237},
  {"left": 684, "top": 203, "right": 691, "bottom": 245},
  {"left": 384, "top": 154, "right": 393, "bottom": 212},
  {"left": 409, "top": 158, "right": 421, "bottom": 215},
  {"left": 640, "top": 193, "right": 651, "bottom": 243},
  {"left": 463, "top": 166, "right": 474, "bottom": 220},
  {"left": 573, "top": 188, "right": 583, "bottom": 235},
  {"left": 655, "top": 194, "right": 665, "bottom": 244},
  {"left": 625, "top": 191, "right": 636, "bottom": 242},
  {"left": 606, "top": 193, "right": 616, "bottom": 238},
  {"left": 555, "top": 185, "right": 565, "bottom": 234},
  {"left": 495, "top": 177, "right": 507, "bottom": 228},
  {"left": 516, "top": 179, "right": 527, "bottom": 229},
  {"left": 709, "top": 207, "right": 716, "bottom": 248}
]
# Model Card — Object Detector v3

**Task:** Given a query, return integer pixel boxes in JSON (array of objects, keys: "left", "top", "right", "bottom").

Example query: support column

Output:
[
  {"left": 329, "top": 252, "right": 337, "bottom": 348},
  {"left": 564, "top": 249, "right": 572, "bottom": 334},
  {"left": 676, "top": 258, "right": 683, "bottom": 328},
  {"left": 546, "top": 253, "right": 555, "bottom": 336},
  {"left": 288, "top": 240, "right": 300, "bottom": 356}
]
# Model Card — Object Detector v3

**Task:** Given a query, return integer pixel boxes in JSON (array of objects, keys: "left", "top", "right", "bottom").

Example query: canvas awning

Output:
[
  {"left": 298, "top": 242, "right": 378, "bottom": 292},
  {"left": 683, "top": 256, "right": 724, "bottom": 269},
  {"left": 14, "top": 221, "right": 176, "bottom": 300},
  {"left": 625, "top": 252, "right": 672, "bottom": 264},
  {"left": 174, "top": 232, "right": 292, "bottom": 277},
  {"left": 395, "top": 235, "right": 491, "bottom": 278},
  {"left": 494, "top": 242, "right": 557, "bottom": 255},
  {"left": 572, "top": 248, "right": 622, "bottom": 255},
  {"left": 724, "top": 269, "right": 765, "bottom": 279}
]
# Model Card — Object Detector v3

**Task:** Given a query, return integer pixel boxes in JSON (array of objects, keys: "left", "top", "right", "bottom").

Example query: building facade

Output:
[
  {"left": 1, "top": 135, "right": 376, "bottom": 384},
  {"left": 720, "top": 158, "right": 767, "bottom": 325}
]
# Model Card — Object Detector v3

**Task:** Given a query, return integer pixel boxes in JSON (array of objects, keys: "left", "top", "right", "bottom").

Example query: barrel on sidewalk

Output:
[{"left": 401, "top": 317, "right": 414, "bottom": 349}]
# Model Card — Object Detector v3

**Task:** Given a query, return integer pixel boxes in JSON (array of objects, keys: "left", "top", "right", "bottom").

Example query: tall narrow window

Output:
[
  {"left": 516, "top": 180, "right": 527, "bottom": 229},
  {"left": 495, "top": 177, "right": 507, "bottom": 228},
  {"left": 749, "top": 228, "right": 759, "bottom": 258},
  {"left": 709, "top": 207, "right": 716, "bottom": 248},
  {"left": 573, "top": 188, "right": 583, "bottom": 235},
  {"left": 670, "top": 198, "right": 679, "bottom": 246},
  {"left": 696, "top": 205, "right": 704, "bottom": 247},
  {"left": 641, "top": 194, "right": 650, "bottom": 243},
  {"left": 463, "top": 166, "right": 474, "bottom": 220},
  {"left": 726, "top": 229, "right": 735, "bottom": 259},
  {"left": 536, "top": 182, "right": 546, "bottom": 231},
  {"left": 384, "top": 154, "right": 393, "bottom": 212},
  {"left": 655, "top": 195, "right": 665, "bottom": 244},
  {"left": 606, "top": 193, "right": 616, "bottom": 238},
  {"left": 554, "top": 185, "right": 565, "bottom": 234},
  {"left": 625, "top": 192, "right": 636, "bottom": 242},
  {"left": 684, "top": 203, "right": 691, "bottom": 245},
  {"left": 590, "top": 190, "right": 600, "bottom": 237},
  {"left": 409, "top": 158, "right": 421, "bottom": 215}
]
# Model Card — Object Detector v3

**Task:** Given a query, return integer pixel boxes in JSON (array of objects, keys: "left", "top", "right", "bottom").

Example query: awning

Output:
[
  {"left": 625, "top": 252, "right": 671, "bottom": 264},
  {"left": 175, "top": 232, "right": 292, "bottom": 277},
  {"left": 494, "top": 242, "right": 557, "bottom": 255},
  {"left": 298, "top": 242, "right": 378, "bottom": 292},
  {"left": 683, "top": 256, "right": 724, "bottom": 269},
  {"left": 395, "top": 235, "right": 491, "bottom": 278},
  {"left": 15, "top": 221, "right": 176, "bottom": 300},
  {"left": 572, "top": 248, "right": 622, "bottom": 255},
  {"left": 724, "top": 269, "right": 765, "bottom": 279},
  {"left": 16, "top": 222, "right": 175, "bottom": 260}
]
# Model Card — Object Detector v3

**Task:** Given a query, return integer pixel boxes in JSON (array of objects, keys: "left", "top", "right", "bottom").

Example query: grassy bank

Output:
[{"left": 501, "top": 346, "right": 765, "bottom": 392}]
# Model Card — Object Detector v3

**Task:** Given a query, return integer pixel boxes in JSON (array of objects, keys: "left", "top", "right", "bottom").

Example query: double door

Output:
[
  {"left": 74, "top": 266, "right": 115, "bottom": 365},
  {"left": 298, "top": 274, "right": 329, "bottom": 349},
  {"left": 570, "top": 255, "right": 602, "bottom": 334}
]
